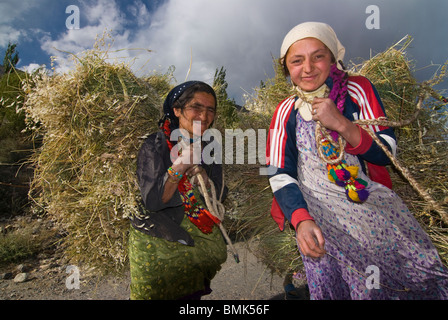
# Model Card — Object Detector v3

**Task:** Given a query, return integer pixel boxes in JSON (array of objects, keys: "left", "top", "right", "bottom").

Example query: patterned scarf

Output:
[{"left": 161, "top": 118, "right": 220, "bottom": 234}]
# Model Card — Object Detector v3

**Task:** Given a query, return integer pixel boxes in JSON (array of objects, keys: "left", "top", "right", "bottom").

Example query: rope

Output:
[
  {"left": 193, "top": 169, "right": 240, "bottom": 263},
  {"left": 354, "top": 120, "right": 448, "bottom": 226},
  {"left": 315, "top": 94, "right": 448, "bottom": 225},
  {"left": 174, "top": 138, "right": 239, "bottom": 262}
]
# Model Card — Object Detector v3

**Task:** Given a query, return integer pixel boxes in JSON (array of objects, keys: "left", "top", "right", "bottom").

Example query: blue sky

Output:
[{"left": 1, "top": 0, "right": 447, "bottom": 104}]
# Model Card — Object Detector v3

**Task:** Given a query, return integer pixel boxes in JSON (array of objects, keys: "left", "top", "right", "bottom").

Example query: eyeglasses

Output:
[{"left": 184, "top": 104, "right": 216, "bottom": 115}]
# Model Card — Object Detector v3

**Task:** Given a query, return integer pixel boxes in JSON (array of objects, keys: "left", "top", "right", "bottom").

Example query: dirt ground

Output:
[{"left": 0, "top": 241, "right": 309, "bottom": 300}]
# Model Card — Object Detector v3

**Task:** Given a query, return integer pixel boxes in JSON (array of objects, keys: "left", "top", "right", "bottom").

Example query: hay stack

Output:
[
  {"left": 23, "top": 47, "right": 164, "bottom": 273},
  {"left": 353, "top": 36, "right": 448, "bottom": 262},
  {"left": 235, "top": 36, "right": 448, "bottom": 277}
]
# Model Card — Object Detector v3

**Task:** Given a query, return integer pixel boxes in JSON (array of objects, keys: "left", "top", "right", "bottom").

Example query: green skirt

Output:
[{"left": 128, "top": 215, "right": 227, "bottom": 300}]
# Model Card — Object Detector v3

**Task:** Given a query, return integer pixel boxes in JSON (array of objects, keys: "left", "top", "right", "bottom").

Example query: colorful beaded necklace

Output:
[
  {"left": 295, "top": 64, "right": 370, "bottom": 203},
  {"left": 161, "top": 118, "right": 220, "bottom": 233}
]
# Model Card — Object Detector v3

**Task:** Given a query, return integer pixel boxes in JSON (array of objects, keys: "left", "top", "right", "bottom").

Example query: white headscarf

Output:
[{"left": 280, "top": 22, "right": 345, "bottom": 70}]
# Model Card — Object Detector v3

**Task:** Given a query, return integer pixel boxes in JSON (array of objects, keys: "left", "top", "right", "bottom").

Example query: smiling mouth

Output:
[{"left": 302, "top": 75, "right": 317, "bottom": 81}]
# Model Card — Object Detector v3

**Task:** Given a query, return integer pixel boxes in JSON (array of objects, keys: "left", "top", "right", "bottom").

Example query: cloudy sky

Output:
[{"left": 1, "top": 0, "right": 447, "bottom": 104}]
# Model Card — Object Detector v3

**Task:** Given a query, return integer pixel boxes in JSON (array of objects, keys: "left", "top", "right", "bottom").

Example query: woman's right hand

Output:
[
  {"left": 162, "top": 144, "right": 199, "bottom": 203},
  {"left": 171, "top": 143, "right": 200, "bottom": 175},
  {"left": 296, "top": 220, "right": 326, "bottom": 259}
]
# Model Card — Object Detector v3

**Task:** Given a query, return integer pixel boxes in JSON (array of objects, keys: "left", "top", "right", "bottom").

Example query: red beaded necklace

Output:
[{"left": 161, "top": 118, "right": 220, "bottom": 234}]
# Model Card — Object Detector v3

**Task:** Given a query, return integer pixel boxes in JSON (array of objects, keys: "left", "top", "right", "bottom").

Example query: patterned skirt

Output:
[
  {"left": 295, "top": 112, "right": 448, "bottom": 299},
  {"left": 128, "top": 215, "right": 227, "bottom": 300}
]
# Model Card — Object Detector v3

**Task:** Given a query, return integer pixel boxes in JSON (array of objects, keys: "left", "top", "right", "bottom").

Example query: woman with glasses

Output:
[{"left": 129, "top": 81, "right": 228, "bottom": 300}]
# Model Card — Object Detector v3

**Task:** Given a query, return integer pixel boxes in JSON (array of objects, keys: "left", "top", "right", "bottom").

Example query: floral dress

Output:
[{"left": 295, "top": 111, "right": 448, "bottom": 299}]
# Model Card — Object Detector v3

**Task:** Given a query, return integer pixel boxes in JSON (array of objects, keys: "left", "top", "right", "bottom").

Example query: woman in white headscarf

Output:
[{"left": 266, "top": 22, "right": 448, "bottom": 299}]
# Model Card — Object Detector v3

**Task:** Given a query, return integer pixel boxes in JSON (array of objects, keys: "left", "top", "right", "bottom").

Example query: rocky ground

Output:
[
  {"left": 0, "top": 156, "right": 311, "bottom": 301},
  {"left": 0, "top": 237, "right": 309, "bottom": 300}
]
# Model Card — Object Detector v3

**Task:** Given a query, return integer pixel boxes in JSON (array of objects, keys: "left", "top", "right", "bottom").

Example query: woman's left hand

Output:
[{"left": 186, "top": 165, "right": 211, "bottom": 188}]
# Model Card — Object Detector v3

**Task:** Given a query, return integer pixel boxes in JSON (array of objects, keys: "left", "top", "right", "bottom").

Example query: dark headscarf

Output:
[
  {"left": 159, "top": 81, "right": 216, "bottom": 132},
  {"left": 162, "top": 81, "right": 200, "bottom": 122}
]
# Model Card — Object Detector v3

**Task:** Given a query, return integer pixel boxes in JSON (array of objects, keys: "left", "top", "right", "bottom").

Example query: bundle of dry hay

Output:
[
  {"left": 22, "top": 42, "right": 167, "bottom": 274},
  {"left": 355, "top": 36, "right": 448, "bottom": 262},
  {"left": 234, "top": 35, "right": 448, "bottom": 277}
]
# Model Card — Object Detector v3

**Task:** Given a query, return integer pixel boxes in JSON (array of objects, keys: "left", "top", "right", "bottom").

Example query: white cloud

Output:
[
  {"left": 38, "top": 0, "right": 131, "bottom": 73},
  {"left": 127, "top": 0, "right": 151, "bottom": 27},
  {"left": 127, "top": 0, "right": 293, "bottom": 101},
  {"left": 129, "top": 0, "right": 448, "bottom": 103},
  {"left": 27, "top": 0, "right": 448, "bottom": 103},
  {"left": 0, "top": 0, "right": 40, "bottom": 24},
  {"left": 0, "top": 0, "right": 45, "bottom": 47},
  {"left": 20, "top": 63, "right": 43, "bottom": 73},
  {"left": 0, "top": 25, "right": 23, "bottom": 47},
  {"left": 35, "top": 0, "right": 294, "bottom": 100},
  {"left": 83, "top": 0, "right": 126, "bottom": 28},
  {"left": 126, "top": 0, "right": 383, "bottom": 102}
]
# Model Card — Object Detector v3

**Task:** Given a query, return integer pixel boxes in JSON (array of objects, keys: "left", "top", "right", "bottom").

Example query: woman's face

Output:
[
  {"left": 173, "top": 91, "right": 216, "bottom": 137},
  {"left": 285, "top": 37, "right": 333, "bottom": 92}
]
